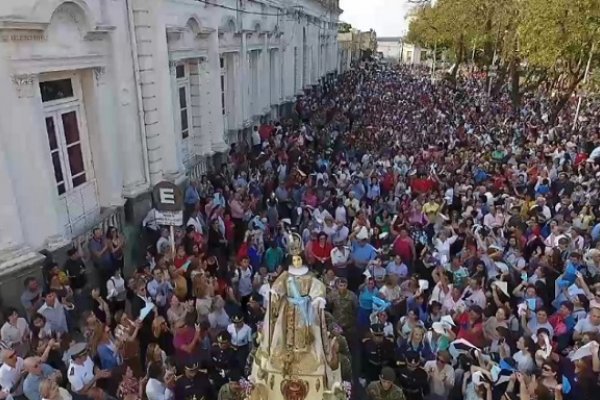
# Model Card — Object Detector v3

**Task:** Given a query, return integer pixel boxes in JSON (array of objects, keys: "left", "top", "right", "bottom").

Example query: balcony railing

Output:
[{"left": 188, "top": 155, "right": 211, "bottom": 181}]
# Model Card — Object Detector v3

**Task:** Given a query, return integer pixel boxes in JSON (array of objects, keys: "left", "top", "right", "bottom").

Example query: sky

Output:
[{"left": 338, "top": 0, "right": 412, "bottom": 37}]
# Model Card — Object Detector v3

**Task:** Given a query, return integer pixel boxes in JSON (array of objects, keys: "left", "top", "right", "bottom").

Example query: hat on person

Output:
[
  {"left": 432, "top": 321, "right": 451, "bottom": 335},
  {"left": 68, "top": 343, "right": 88, "bottom": 359},
  {"left": 184, "top": 361, "right": 198, "bottom": 372},
  {"left": 231, "top": 313, "right": 244, "bottom": 324},
  {"left": 405, "top": 351, "right": 420, "bottom": 364},
  {"left": 380, "top": 367, "right": 396, "bottom": 381},
  {"left": 449, "top": 338, "right": 480, "bottom": 360},
  {"left": 356, "top": 226, "right": 369, "bottom": 240},
  {"left": 248, "top": 293, "right": 263, "bottom": 303},
  {"left": 228, "top": 369, "right": 242, "bottom": 381},
  {"left": 217, "top": 331, "right": 231, "bottom": 344},
  {"left": 370, "top": 323, "right": 385, "bottom": 336}
]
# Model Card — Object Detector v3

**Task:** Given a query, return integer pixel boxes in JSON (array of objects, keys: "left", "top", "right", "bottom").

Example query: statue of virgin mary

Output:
[{"left": 249, "top": 232, "right": 344, "bottom": 400}]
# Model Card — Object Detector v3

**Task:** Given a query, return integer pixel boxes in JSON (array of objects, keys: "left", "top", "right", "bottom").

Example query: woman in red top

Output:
[
  {"left": 173, "top": 245, "right": 190, "bottom": 271},
  {"left": 455, "top": 305, "right": 486, "bottom": 348},
  {"left": 311, "top": 232, "right": 333, "bottom": 277}
]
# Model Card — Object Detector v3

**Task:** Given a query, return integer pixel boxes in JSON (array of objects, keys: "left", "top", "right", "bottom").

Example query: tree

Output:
[
  {"left": 518, "top": 0, "right": 600, "bottom": 122},
  {"left": 406, "top": 0, "right": 494, "bottom": 82},
  {"left": 406, "top": 0, "right": 600, "bottom": 116},
  {"left": 338, "top": 22, "right": 352, "bottom": 33}
]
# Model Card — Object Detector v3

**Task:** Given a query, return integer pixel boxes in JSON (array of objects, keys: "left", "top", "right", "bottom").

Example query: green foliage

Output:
[
  {"left": 338, "top": 22, "right": 352, "bottom": 33},
  {"left": 407, "top": 0, "right": 600, "bottom": 113}
]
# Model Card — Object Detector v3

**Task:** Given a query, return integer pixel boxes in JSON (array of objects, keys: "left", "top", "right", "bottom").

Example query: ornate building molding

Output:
[
  {"left": 169, "top": 60, "right": 178, "bottom": 75},
  {"left": 93, "top": 66, "right": 106, "bottom": 86},
  {"left": 11, "top": 74, "right": 36, "bottom": 98}
]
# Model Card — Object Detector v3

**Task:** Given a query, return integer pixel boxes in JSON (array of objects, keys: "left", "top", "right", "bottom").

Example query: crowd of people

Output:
[{"left": 2, "top": 60, "right": 600, "bottom": 400}]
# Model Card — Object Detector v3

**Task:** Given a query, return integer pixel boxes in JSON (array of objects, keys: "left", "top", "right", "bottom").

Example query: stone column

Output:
[
  {"left": 81, "top": 67, "right": 125, "bottom": 207},
  {"left": 0, "top": 70, "right": 69, "bottom": 250},
  {"left": 259, "top": 34, "right": 268, "bottom": 116},
  {"left": 231, "top": 52, "right": 243, "bottom": 131},
  {"left": 131, "top": 0, "right": 164, "bottom": 185},
  {"left": 197, "top": 59, "right": 214, "bottom": 155},
  {"left": 241, "top": 32, "right": 251, "bottom": 127},
  {"left": 206, "top": 33, "right": 227, "bottom": 153},
  {"left": 154, "top": 10, "right": 184, "bottom": 182},
  {"left": 189, "top": 58, "right": 212, "bottom": 157},
  {"left": 168, "top": 60, "right": 185, "bottom": 170},
  {"left": 0, "top": 133, "right": 43, "bottom": 272}
]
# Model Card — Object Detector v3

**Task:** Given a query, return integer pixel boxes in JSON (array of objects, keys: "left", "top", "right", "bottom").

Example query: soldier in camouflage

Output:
[
  {"left": 326, "top": 278, "right": 358, "bottom": 337},
  {"left": 366, "top": 367, "right": 406, "bottom": 400},
  {"left": 217, "top": 369, "right": 244, "bottom": 400}
]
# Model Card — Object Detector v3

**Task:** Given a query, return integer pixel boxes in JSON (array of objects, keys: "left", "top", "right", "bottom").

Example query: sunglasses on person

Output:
[
  {"left": 542, "top": 366, "right": 553, "bottom": 373},
  {"left": 436, "top": 357, "right": 448, "bottom": 364}
]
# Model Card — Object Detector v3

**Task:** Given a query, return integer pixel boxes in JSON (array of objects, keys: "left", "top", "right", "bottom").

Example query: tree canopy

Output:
[
  {"left": 338, "top": 22, "right": 352, "bottom": 33},
  {"left": 406, "top": 0, "right": 600, "bottom": 119}
]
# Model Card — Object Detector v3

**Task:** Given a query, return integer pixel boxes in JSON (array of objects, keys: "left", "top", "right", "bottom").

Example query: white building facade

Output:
[
  {"left": 0, "top": 0, "right": 340, "bottom": 278},
  {"left": 377, "top": 37, "right": 401, "bottom": 61}
]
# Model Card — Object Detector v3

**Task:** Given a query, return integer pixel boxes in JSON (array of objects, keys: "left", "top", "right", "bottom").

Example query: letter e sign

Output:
[{"left": 152, "top": 181, "right": 183, "bottom": 212}]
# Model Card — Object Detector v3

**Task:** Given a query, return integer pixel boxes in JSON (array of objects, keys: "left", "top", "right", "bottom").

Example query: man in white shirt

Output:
[
  {"left": 66, "top": 343, "right": 111, "bottom": 399},
  {"left": 37, "top": 291, "right": 68, "bottom": 336},
  {"left": 331, "top": 220, "right": 350, "bottom": 244},
  {"left": 331, "top": 241, "right": 351, "bottom": 277},
  {"left": 227, "top": 314, "right": 252, "bottom": 369},
  {"left": 573, "top": 307, "right": 600, "bottom": 340},
  {"left": 0, "top": 349, "right": 25, "bottom": 398},
  {"left": 334, "top": 203, "right": 347, "bottom": 225}
]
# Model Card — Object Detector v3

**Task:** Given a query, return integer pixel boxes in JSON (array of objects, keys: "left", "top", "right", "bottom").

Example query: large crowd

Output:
[{"left": 2, "top": 61, "right": 600, "bottom": 400}]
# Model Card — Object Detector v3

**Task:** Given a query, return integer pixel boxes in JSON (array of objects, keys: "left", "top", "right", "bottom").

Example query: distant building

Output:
[
  {"left": 378, "top": 37, "right": 402, "bottom": 61},
  {"left": 338, "top": 28, "right": 377, "bottom": 71},
  {"left": 401, "top": 42, "right": 429, "bottom": 65}
]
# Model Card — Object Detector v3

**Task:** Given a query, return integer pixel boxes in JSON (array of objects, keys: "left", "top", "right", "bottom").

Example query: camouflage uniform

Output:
[
  {"left": 366, "top": 381, "right": 406, "bottom": 400},
  {"left": 327, "top": 289, "right": 358, "bottom": 335},
  {"left": 324, "top": 311, "right": 353, "bottom": 380},
  {"left": 217, "top": 383, "right": 243, "bottom": 400}
]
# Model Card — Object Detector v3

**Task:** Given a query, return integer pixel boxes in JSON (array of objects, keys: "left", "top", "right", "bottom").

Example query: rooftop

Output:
[{"left": 378, "top": 36, "right": 402, "bottom": 42}]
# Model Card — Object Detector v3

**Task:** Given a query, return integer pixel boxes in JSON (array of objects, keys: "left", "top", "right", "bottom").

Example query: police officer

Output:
[
  {"left": 67, "top": 343, "right": 113, "bottom": 400},
  {"left": 396, "top": 351, "right": 428, "bottom": 400},
  {"left": 244, "top": 293, "right": 265, "bottom": 332},
  {"left": 227, "top": 313, "right": 252, "bottom": 368},
  {"left": 217, "top": 369, "right": 244, "bottom": 400},
  {"left": 175, "top": 361, "right": 214, "bottom": 400},
  {"left": 366, "top": 367, "right": 406, "bottom": 400},
  {"left": 362, "top": 323, "right": 395, "bottom": 384},
  {"left": 210, "top": 331, "right": 239, "bottom": 391}
]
